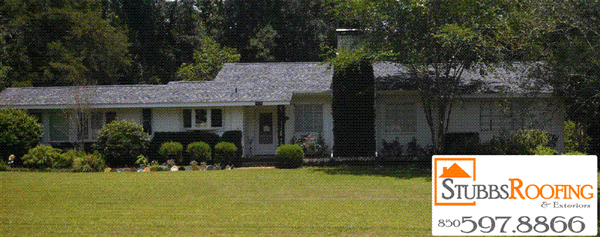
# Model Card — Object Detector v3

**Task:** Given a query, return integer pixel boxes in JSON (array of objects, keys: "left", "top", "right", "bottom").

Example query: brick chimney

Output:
[{"left": 336, "top": 28, "right": 362, "bottom": 51}]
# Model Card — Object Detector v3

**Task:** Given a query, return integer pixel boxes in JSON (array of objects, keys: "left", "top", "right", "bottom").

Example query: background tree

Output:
[
  {"left": 328, "top": 0, "right": 533, "bottom": 153},
  {"left": 1, "top": 0, "right": 131, "bottom": 87},
  {"left": 526, "top": 0, "right": 600, "bottom": 155},
  {"left": 176, "top": 35, "right": 240, "bottom": 81},
  {"left": 221, "top": 0, "right": 335, "bottom": 62}
]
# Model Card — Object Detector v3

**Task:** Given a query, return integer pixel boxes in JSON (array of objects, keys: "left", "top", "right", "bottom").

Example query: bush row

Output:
[
  {"left": 147, "top": 130, "right": 242, "bottom": 164},
  {"left": 20, "top": 145, "right": 106, "bottom": 172},
  {"left": 158, "top": 141, "right": 238, "bottom": 166},
  {"left": 379, "top": 129, "right": 571, "bottom": 158}
]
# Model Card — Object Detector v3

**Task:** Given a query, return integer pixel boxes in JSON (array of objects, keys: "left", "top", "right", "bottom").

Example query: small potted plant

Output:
[
  {"left": 190, "top": 160, "right": 200, "bottom": 170},
  {"left": 135, "top": 155, "right": 149, "bottom": 170},
  {"left": 145, "top": 160, "right": 161, "bottom": 172}
]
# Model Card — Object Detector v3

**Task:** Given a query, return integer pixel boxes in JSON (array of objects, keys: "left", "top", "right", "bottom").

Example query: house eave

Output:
[
  {"left": 2, "top": 101, "right": 291, "bottom": 110},
  {"left": 376, "top": 90, "right": 555, "bottom": 98}
]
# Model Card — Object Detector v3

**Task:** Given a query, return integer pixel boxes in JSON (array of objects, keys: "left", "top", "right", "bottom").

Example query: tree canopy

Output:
[
  {"left": 1, "top": 0, "right": 130, "bottom": 87},
  {"left": 1, "top": 0, "right": 336, "bottom": 87}
]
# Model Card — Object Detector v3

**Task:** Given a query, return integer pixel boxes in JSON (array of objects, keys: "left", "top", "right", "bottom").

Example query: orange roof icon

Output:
[{"left": 439, "top": 163, "right": 471, "bottom": 178}]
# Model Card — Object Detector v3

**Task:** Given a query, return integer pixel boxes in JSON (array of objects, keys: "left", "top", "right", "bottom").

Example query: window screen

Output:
[
  {"left": 50, "top": 113, "right": 69, "bottom": 141},
  {"left": 294, "top": 104, "right": 323, "bottom": 133},
  {"left": 385, "top": 103, "right": 416, "bottom": 133}
]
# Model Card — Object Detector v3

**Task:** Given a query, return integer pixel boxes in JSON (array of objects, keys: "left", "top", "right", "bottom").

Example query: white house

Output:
[{"left": 0, "top": 62, "right": 565, "bottom": 156}]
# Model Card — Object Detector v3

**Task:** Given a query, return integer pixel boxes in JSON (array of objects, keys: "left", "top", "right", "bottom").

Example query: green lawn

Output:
[{"left": 0, "top": 167, "right": 432, "bottom": 236}]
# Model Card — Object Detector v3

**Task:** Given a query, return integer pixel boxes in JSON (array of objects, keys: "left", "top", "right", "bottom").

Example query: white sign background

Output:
[{"left": 432, "top": 155, "right": 598, "bottom": 236}]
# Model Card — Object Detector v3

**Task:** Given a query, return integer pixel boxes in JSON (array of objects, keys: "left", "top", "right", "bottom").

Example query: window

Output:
[
  {"left": 295, "top": 104, "right": 323, "bottom": 133},
  {"left": 105, "top": 112, "right": 116, "bottom": 124},
  {"left": 142, "top": 109, "right": 152, "bottom": 134},
  {"left": 50, "top": 113, "right": 69, "bottom": 141},
  {"left": 480, "top": 102, "right": 513, "bottom": 131},
  {"left": 385, "top": 103, "right": 416, "bottom": 133},
  {"left": 91, "top": 112, "right": 103, "bottom": 140},
  {"left": 195, "top": 109, "right": 207, "bottom": 128},
  {"left": 183, "top": 108, "right": 222, "bottom": 129},
  {"left": 211, "top": 109, "right": 222, "bottom": 127}
]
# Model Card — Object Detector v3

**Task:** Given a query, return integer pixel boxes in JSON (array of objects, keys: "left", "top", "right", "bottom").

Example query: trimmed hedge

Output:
[
  {"left": 221, "top": 130, "right": 242, "bottom": 161},
  {"left": 276, "top": 144, "right": 304, "bottom": 168},
  {"left": 148, "top": 131, "right": 221, "bottom": 162},
  {"left": 159, "top": 141, "right": 183, "bottom": 163},
  {"left": 214, "top": 142, "right": 238, "bottom": 166},
  {"left": 187, "top": 142, "right": 211, "bottom": 162}
]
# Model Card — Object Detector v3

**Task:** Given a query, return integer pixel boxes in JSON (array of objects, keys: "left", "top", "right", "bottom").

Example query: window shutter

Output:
[
  {"left": 183, "top": 109, "right": 191, "bottom": 128},
  {"left": 142, "top": 109, "right": 152, "bottom": 134},
  {"left": 211, "top": 109, "right": 222, "bottom": 127},
  {"left": 105, "top": 112, "right": 116, "bottom": 124}
]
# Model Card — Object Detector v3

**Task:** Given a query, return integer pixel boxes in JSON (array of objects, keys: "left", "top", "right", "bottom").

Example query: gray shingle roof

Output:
[
  {"left": 0, "top": 62, "right": 550, "bottom": 108},
  {"left": 0, "top": 62, "right": 333, "bottom": 107},
  {"left": 374, "top": 62, "right": 552, "bottom": 93}
]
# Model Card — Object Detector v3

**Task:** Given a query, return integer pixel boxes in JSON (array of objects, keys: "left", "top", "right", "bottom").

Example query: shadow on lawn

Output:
[{"left": 310, "top": 165, "right": 432, "bottom": 181}]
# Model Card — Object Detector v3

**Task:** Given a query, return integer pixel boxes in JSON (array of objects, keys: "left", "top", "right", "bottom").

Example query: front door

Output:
[
  {"left": 252, "top": 109, "right": 277, "bottom": 155},
  {"left": 259, "top": 113, "right": 273, "bottom": 145}
]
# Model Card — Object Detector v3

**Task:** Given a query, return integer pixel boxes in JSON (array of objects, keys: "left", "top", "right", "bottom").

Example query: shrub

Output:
[
  {"left": 0, "top": 108, "right": 42, "bottom": 165},
  {"left": 166, "top": 159, "right": 176, "bottom": 168},
  {"left": 563, "top": 151, "right": 587, "bottom": 155},
  {"left": 22, "top": 145, "right": 68, "bottom": 169},
  {"left": 379, "top": 138, "right": 403, "bottom": 158},
  {"left": 214, "top": 142, "right": 238, "bottom": 165},
  {"left": 73, "top": 151, "right": 106, "bottom": 172},
  {"left": 443, "top": 133, "right": 480, "bottom": 155},
  {"left": 148, "top": 160, "right": 163, "bottom": 171},
  {"left": 61, "top": 149, "right": 86, "bottom": 167},
  {"left": 94, "top": 120, "right": 149, "bottom": 167},
  {"left": 513, "top": 129, "right": 554, "bottom": 150},
  {"left": 190, "top": 160, "right": 199, "bottom": 167},
  {"left": 159, "top": 141, "right": 183, "bottom": 163},
  {"left": 135, "top": 155, "right": 149, "bottom": 168},
  {"left": 276, "top": 144, "right": 304, "bottom": 168},
  {"left": 482, "top": 129, "right": 556, "bottom": 155},
  {"left": 564, "top": 120, "right": 590, "bottom": 153},
  {"left": 221, "top": 130, "right": 243, "bottom": 160},
  {"left": 530, "top": 145, "right": 558, "bottom": 155},
  {"left": 186, "top": 142, "right": 211, "bottom": 162},
  {"left": 148, "top": 131, "right": 221, "bottom": 162},
  {"left": 406, "top": 137, "right": 430, "bottom": 157},
  {"left": 291, "top": 133, "right": 328, "bottom": 158},
  {"left": 0, "top": 160, "right": 9, "bottom": 171}
]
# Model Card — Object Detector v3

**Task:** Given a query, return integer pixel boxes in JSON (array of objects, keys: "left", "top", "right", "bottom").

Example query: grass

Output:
[{"left": 1, "top": 167, "right": 432, "bottom": 236}]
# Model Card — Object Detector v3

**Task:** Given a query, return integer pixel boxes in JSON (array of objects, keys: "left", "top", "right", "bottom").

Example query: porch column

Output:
[{"left": 277, "top": 105, "right": 289, "bottom": 146}]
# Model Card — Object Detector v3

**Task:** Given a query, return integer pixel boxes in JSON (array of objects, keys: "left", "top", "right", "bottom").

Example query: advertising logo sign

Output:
[{"left": 432, "top": 155, "right": 597, "bottom": 236}]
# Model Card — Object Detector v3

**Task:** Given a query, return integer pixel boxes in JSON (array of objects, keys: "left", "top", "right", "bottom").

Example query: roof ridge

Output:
[
  {"left": 224, "top": 62, "right": 328, "bottom": 65},
  {"left": 5, "top": 84, "right": 165, "bottom": 90}
]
